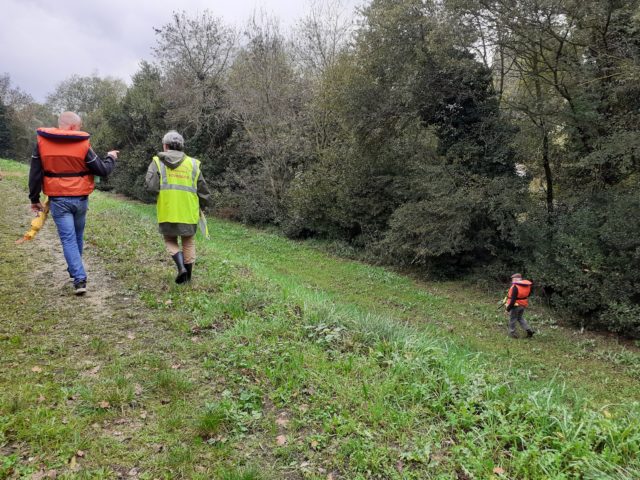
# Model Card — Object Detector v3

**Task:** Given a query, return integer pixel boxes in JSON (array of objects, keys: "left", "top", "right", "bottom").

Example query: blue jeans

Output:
[{"left": 50, "top": 196, "right": 88, "bottom": 285}]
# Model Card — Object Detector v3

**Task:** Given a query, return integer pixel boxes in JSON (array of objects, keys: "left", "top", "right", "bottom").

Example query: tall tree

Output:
[
  {"left": 0, "top": 73, "right": 46, "bottom": 160},
  {"left": 46, "top": 74, "right": 127, "bottom": 116},
  {"left": 288, "top": 0, "right": 523, "bottom": 270},
  {"left": 153, "top": 10, "right": 237, "bottom": 154},
  {"left": 105, "top": 62, "right": 168, "bottom": 200},
  {"left": 0, "top": 102, "right": 13, "bottom": 158},
  {"left": 293, "top": 0, "right": 355, "bottom": 152},
  {"left": 226, "top": 13, "right": 309, "bottom": 223}
]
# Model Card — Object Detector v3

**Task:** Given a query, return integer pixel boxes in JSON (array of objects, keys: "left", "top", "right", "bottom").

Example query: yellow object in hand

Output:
[{"left": 16, "top": 199, "right": 49, "bottom": 243}]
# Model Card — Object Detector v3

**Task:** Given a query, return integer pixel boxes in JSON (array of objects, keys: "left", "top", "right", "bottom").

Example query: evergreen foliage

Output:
[{"left": 0, "top": 102, "right": 13, "bottom": 158}]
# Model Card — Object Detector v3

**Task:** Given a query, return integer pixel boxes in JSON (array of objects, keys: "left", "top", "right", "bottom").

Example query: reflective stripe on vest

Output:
[{"left": 153, "top": 155, "right": 200, "bottom": 224}]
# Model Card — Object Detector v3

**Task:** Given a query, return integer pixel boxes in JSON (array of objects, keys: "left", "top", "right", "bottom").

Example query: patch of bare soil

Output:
[
  {"left": 31, "top": 222, "right": 115, "bottom": 310},
  {"left": 0, "top": 171, "right": 26, "bottom": 178},
  {"left": 7, "top": 195, "right": 160, "bottom": 353}
]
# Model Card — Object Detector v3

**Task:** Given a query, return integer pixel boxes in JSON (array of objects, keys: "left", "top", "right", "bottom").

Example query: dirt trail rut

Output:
[{"left": 1, "top": 178, "right": 159, "bottom": 356}]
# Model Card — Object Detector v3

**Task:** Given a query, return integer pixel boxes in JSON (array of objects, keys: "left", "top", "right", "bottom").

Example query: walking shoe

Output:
[
  {"left": 526, "top": 329, "right": 535, "bottom": 338},
  {"left": 74, "top": 280, "right": 87, "bottom": 296}
]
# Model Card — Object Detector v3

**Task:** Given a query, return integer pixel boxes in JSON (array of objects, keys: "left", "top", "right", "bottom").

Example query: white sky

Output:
[{"left": 1, "top": 0, "right": 363, "bottom": 102}]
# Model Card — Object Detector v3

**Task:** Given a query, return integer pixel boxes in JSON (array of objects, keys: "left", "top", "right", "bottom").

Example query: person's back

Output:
[
  {"left": 145, "top": 130, "right": 210, "bottom": 284},
  {"left": 29, "top": 111, "right": 118, "bottom": 295},
  {"left": 505, "top": 273, "right": 534, "bottom": 338}
]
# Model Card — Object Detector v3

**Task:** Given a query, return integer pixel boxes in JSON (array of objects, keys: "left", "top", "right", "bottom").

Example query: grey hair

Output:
[{"left": 162, "top": 130, "right": 184, "bottom": 150}]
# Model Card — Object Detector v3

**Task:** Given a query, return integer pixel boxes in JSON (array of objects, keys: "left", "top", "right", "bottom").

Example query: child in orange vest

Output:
[{"left": 506, "top": 273, "right": 535, "bottom": 338}]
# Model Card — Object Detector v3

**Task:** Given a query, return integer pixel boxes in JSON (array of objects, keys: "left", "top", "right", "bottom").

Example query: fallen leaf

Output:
[
  {"left": 76, "top": 450, "right": 85, "bottom": 458},
  {"left": 127, "top": 333, "right": 136, "bottom": 340},
  {"left": 327, "top": 474, "right": 335, "bottom": 480},
  {"left": 31, "top": 470, "right": 57, "bottom": 480},
  {"left": 171, "top": 364, "right": 181, "bottom": 369},
  {"left": 493, "top": 466, "right": 505, "bottom": 475},
  {"left": 69, "top": 455, "right": 77, "bottom": 470},
  {"left": 31, "top": 366, "right": 43, "bottom": 373},
  {"left": 37, "top": 395, "right": 46, "bottom": 403},
  {"left": 134, "top": 384, "right": 143, "bottom": 396},
  {"left": 310, "top": 440, "right": 319, "bottom": 449},
  {"left": 299, "top": 404, "right": 309, "bottom": 413},
  {"left": 275, "top": 415, "right": 289, "bottom": 427},
  {"left": 98, "top": 400, "right": 110, "bottom": 409},
  {"left": 164, "top": 299, "right": 173, "bottom": 306},
  {"left": 140, "top": 411, "right": 148, "bottom": 419},
  {"left": 88, "top": 365, "right": 101, "bottom": 375},
  {"left": 276, "top": 434, "right": 287, "bottom": 445}
]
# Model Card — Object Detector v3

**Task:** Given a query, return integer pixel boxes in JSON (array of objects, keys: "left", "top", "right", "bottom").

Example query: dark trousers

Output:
[{"left": 508, "top": 306, "right": 532, "bottom": 336}]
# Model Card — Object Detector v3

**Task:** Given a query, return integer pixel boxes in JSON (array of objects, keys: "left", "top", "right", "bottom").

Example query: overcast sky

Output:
[{"left": 1, "top": 0, "right": 362, "bottom": 102}]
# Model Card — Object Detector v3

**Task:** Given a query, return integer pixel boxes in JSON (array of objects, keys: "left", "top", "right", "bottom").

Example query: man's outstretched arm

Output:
[{"left": 85, "top": 148, "right": 118, "bottom": 177}]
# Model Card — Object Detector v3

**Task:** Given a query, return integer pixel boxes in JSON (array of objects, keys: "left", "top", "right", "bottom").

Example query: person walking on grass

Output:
[
  {"left": 506, "top": 273, "right": 535, "bottom": 338},
  {"left": 29, "top": 111, "right": 118, "bottom": 295},
  {"left": 145, "top": 130, "right": 210, "bottom": 284}
]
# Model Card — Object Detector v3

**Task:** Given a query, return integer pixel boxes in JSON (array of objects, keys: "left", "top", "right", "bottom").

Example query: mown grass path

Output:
[
  {"left": 203, "top": 215, "right": 640, "bottom": 406},
  {"left": 1, "top": 159, "right": 639, "bottom": 479}
]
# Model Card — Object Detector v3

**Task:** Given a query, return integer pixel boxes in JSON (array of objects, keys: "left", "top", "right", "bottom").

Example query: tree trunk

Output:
[
  {"left": 542, "top": 126, "right": 554, "bottom": 217},
  {"left": 533, "top": 60, "right": 554, "bottom": 220}
]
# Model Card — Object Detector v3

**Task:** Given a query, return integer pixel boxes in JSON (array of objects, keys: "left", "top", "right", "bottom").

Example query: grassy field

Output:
[{"left": 1, "top": 158, "right": 639, "bottom": 479}]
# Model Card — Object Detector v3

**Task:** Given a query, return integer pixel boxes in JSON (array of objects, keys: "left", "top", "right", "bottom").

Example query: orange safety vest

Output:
[
  {"left": 507, "top": 280, "right": 532, "bottom": 307},
  {"left": 37, "top": 128, "right": 94, "bottom": 196}
]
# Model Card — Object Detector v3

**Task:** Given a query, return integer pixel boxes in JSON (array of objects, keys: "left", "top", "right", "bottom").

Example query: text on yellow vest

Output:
[{"left": 153, "top": 155, "right": 201, "bottom": 224}]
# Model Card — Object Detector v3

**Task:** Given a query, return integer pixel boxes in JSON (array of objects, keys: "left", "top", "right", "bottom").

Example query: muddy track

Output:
[{"left": 1, "top": 178, "right": 162, "bottom": 358}]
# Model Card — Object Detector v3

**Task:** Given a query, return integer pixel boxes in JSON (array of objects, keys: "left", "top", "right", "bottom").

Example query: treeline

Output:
[{"left": 1, "top": 0, "right": 639, "bottom": 337}]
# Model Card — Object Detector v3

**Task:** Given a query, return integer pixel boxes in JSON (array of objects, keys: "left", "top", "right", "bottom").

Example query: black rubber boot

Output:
[
  {"left": 526, "top": 329, "right": 535, "bottom": 338},
  {"left": 172, "top": 252, "right": 188, "bottom": 284},
  {"left": 185, "top": 263, "right": 193, "bottom": 282}
]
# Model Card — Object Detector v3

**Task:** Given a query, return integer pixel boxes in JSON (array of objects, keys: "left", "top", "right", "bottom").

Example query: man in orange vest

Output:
[
  {"left": 506, "top": 273, "right": 535, "bottom": 338},
  {"left": 29, "top": 111, "right": 118, "bottom": 295}
]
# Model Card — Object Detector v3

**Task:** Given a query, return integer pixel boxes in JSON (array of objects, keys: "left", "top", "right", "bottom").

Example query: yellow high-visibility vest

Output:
[{"left": 153, "top": 155, "right": 201, "bottom": 224}]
